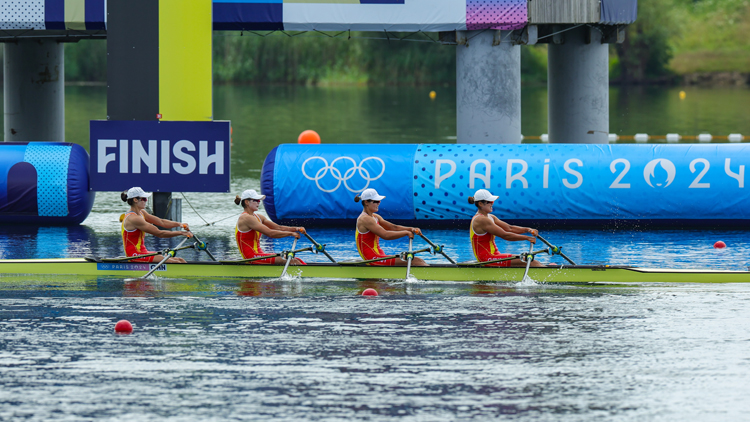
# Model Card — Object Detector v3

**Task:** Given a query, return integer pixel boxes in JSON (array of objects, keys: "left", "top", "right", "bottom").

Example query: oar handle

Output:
[
  {"left": 536, "top": 234, "right": 577, "bottom": 266},
  {"left": 419, "top": 233, "right": 457, "bottom": 264},
  {"left": 304, "top": 233, "right": 338, "bottom": 264},
  {"left": 142, "top": 236, "right": 190, "bottom": 278}
]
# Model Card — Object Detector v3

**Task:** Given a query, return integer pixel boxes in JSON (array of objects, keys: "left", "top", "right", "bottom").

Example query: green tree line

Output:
[{"left": 5, "top": 0, "right": 745, "bottom": 85}]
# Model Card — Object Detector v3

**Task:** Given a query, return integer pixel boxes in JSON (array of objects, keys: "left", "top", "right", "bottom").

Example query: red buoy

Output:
[
  {"left": 714, "top": 241, "right": 727, "bottom": 249},
  {"left": 362, "top": 288, "right": 378, "bottom": 296},
  {"left": 298, "top": 130, "right": 321, "bottom": 144},
  {"left": 114, "top": 320, "right": 133, "bottom": 333}
]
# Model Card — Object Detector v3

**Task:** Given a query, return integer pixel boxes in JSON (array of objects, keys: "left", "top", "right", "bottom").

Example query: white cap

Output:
[
  {"left": 240, "top": 189, "right": 266, "bottom": 201},
  {"left": 360, "top": 188, "right": 385, "bottom": 201},
  {"left": 126, "top": 187, "right": 152, "bottom": 199},
  {"left": 473, "top": 189, "right": 499, "bottom": 202}
]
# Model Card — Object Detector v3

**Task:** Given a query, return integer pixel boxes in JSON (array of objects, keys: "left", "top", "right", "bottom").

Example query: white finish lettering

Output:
[
  {"left": 469, "top": 159, "right": 491, "bottom": 189},
  {"left": 161, "top": 140, "right": 171, "bottom": 174},
  {"left": 725, "top": 158, "right": 744, "bottom": 188},
  {"left": 172, "top": 140, "right": 196, "bottom": 175},
  {"left": 132, "top": 140, "right": 158, "bottom": 174},
  {"left": 434, "top": 159, "right": 456, "bottom": 189},
  {"left": 199, "top": 141, "right": 224, "bottom": 175},
  {"left": 506, "top": 159, "right": 528, "bottom": 189},
  {"left": 609, "top": 159, "right": 631, "bottom": 189},
  {"left": 689, "top": 158, "right": 710, "bottom": 189},
  {"left": 563, "top": 159, "right": 583, "bottom": 189},
  {"left": 119, "top": 140, "right": 129, "bottom": 173},
  {"left": 543, "top": 159, "right": 550, "bottom": 189},
  {"left": 97, "top": 139, "right": 117, "bottom": 173}
]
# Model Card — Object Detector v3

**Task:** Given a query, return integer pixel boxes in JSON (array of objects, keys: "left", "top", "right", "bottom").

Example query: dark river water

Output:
[{"left": 2, "top": 84, "right": 750, "bottom": 420}]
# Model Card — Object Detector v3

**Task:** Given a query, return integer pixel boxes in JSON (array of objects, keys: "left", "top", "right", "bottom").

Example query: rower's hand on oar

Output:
[
  {"left": 412, "top": 228, "right": 422, "bottom": 236},
  {"left": 527, "top": 236, "right": 536, "bottom": 244},
  {"left": 180, "top": 223, "right": 191, "bottom": 231},
  {"left": 291, "top": 232, "right": 301, "bottom": 239},
  {"left": 404, "top": 230, "right": 415, "bottom": 239},
  {"left": 528, "top": 229, "right": 538, "bottom": 236},
  {"left": 296, "top": 226, "right": 306, "bottom": 234},
  {"left": 182, "top": 231, "right": 194, "bottom": 238}
]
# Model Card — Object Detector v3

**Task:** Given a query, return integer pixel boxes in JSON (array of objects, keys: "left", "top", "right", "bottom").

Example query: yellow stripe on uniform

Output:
[{"left": 158, "top": 0, "right": 213, "bottom": 121}]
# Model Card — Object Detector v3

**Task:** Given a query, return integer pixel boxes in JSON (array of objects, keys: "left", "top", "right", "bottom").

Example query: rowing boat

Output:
[{"left": 1, "top": 258, "right": 749, "bottom": 283}]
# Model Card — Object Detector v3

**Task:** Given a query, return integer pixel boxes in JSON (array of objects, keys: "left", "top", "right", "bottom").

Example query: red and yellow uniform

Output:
[
  {"left": 121, "top": 211, "right": 156, "bottom": 262},
  {"left": 470, "top": 214, "right": 513, "bottom": 267},
  {"left": 356, "top": 219, "right": 396, "bottom": 266},
  {"left": 235, "top": 213, "right": 277, "bottom": 265}
]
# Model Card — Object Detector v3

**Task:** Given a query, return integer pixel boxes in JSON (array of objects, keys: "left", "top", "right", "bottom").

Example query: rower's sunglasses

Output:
[
  {"left": 135, "top": 197, "right": 148, "bottom": 202},
  {"left": 367, "top": 200, "right": 381, "bottom": 204},
  {"left": 249, "top": 198, "right": 262, "bottom": 203},
  {"left": 480, "top": 201, "right": 494, "bottom": 205}
]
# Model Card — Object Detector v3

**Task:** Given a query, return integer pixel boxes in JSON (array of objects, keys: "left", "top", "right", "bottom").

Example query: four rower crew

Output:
[
  {"left": 469, "top": 189, "right": 543, "bottom": 268},
  {"left": 355, "top": 188, "right": 428, "bottom": 267},
  {"left": 119, "top": 187, "right": 546, "bottom": 267},
  {"left": 120, "top": 187, "right": 192, "bottom": 263},
  {"left": 234, "top": 189, "right": 306, "bottom": 266}
]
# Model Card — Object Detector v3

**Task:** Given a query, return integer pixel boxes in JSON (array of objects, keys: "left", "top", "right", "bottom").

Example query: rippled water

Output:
[
  {"left": 1, "top": 279, "right": 750, "bottom": 421},
  {"left": 2, "top": 181, "right": 750, "bottom": 420}
]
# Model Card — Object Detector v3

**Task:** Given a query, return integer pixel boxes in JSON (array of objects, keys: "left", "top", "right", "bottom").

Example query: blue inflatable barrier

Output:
[
  {"left": 0, "top": 142, "right": 95, "bottom": 225},
  {"left": 261, "top": 143, "right": 750, "bottom": 229}
]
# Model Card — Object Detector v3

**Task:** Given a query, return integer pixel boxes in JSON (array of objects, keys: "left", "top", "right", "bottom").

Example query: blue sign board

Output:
[{"left": 90, "top": 120, "right": 231, "bottom": 192}]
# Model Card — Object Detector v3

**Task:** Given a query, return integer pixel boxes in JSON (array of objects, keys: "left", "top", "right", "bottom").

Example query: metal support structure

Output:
[
  {"left": 152, "top": 193, "right": 182, "bottom": 228},
  {"left": 547, "top": 26, "right": 609, "bottom": 144},
  {"left": 3, "top": 40, "right": 65, "bottom": 142},
  {"left": 456, "top": 30, "right": 521, "bottom": 144}
]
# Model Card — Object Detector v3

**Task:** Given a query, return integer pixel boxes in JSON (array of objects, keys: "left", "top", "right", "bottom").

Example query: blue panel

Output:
[
  {"left": 67, "top": 143, "right": 96, "bottom": 224},
  {"left": 361, "top": 0, "right": 405, "bottom": 3},
  {"left": 213, "top": 3, "right": 283, "bottom": 31},
  {"left": 24, "top": 144, "right": 71, "bottom": 217},
  {"left": 261, "top": 145, "right": 279, "bottom": 221},
  {"left": 90, "top": 120, "right": 232, "bottom": 193},
  {"left": 44, "top": 0, "right": 65, "bottom": 30},
  {"left": 85, "top": 0, "right": 106, "bottom": 30},
  {"left": 272, "top": 144, "right": 417, "bottom": 221},
  {"left": 263, "top": 143, "right": 750, "bottom": 228},
  {"left": 3, "top": 163, "right": 37, "bottom": 214},
  {"left": 600, "top": 0, "right": 637, "bottom": 24},
  {"left": 0, "top": 145, "right": 28, "bottom": 209}
]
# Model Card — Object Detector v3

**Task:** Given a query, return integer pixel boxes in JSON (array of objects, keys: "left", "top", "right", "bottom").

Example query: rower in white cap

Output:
[
  {"left": 355, "top": 188, "right": 428, "bottom": 267},
  {"left": 120, "top": 187, "right": 192, "bottom": 263},
  {"left": 468, "top": 189, "right": 543, "bottom": 267},
  {"left": 234, "top": 189, "right": 306, "bottom": 265}
]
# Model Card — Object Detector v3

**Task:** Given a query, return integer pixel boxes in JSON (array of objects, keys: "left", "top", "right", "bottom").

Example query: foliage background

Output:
[{"left": 1, "top": 0, "right": 746, "bottom": 84}]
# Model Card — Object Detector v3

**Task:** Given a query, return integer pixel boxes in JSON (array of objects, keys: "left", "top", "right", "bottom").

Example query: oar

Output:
[
  {"left": 536, "top": 234, "right": 577, "bottom": 265},
  {"left": 304, "top": 233, "right": 337, "bottom": 263},
  {"left": 457, "top": 248, "right": 549, "bottom": 267},
  {"left": 218, "top": 246, "right": 313, "bottom": 264},
  {"left": 419, "top": 233, "right": 456, "bottom": 264},
  {"left": 190, "top": 234, "right": 216, "bottom": 261},
  {"left": 521, "top": 241, "right": 534, "bottom": 281},
  {"left": 102, "top": 243, "right": 197, "bottom": 262},
  {"left": 280, "top": 237, "right": 298, "bottom": 278},
  {"left": 339, "top": 247, "right": 431, "bottom": 266},
  {"left": 405, "top": 237, "right": 414, "bottom": 279},
  {"left": 142, "top": 236, "right": 190, "bottom": 278}
]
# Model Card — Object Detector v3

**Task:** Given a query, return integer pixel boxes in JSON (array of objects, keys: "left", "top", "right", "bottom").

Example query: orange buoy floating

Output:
[
  {"left": 298, "top": 130, "right": 321, "bottom": 144},
  {"left": 714, "top": 241, "right": 726, "bottom": 249},
  {"left": 114, "top": 320, "right": 133, "bottom": 333},
  {"left": 362, "top": 288, "right": 378, "bottom": 297}
]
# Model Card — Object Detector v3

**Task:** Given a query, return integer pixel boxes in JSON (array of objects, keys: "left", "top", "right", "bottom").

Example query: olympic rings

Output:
[{"left": 301, "top": 156, "right": 386, "bottom": 193}]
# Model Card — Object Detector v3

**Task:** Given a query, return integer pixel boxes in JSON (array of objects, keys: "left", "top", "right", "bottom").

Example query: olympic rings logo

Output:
[{"left": 301, "top": 156, "right": 386, "bottom": 193}]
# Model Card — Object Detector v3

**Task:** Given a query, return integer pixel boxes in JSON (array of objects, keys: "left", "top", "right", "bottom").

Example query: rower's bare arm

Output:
[
  {"left": 481, "top": 217, "right": 532, "bottom": 242},
  {"left": 264, "top": 218, "right": 305, "bottom": 234},
  {"left": 364, "top": 215, "right": 412, "bottom": 240},
  {"left": 131, "top": 214, "right": 189, "bottom": 238},
  {"left": 143, "top": 211, "right": 185, "bottom": 231},
  {"left": 377, "top": 216, "right": 421, "bottom": 235},
  {"left": 252, "top": 216, "right": 299, "bottom": 239}
]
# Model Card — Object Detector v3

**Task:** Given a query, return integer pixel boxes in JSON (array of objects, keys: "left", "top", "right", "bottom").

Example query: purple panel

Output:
[
  {"left": 601, "top": 0, "right": 637, "bottom": 24},
  {"left": 1, "top": 163, "right": 38, "bottom": 215},
  {"left": 466, "top": 0, "right": 527, "bottom": 31},
  {"left": 44, "top": 0, "right": 65, "bottom": 30}
]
